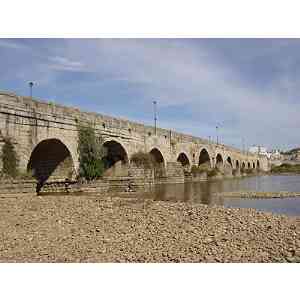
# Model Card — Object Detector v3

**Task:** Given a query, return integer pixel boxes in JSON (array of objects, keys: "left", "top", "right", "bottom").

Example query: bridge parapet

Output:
[{"left": 0, "top": 90, "right": 265, "bottom": 181}]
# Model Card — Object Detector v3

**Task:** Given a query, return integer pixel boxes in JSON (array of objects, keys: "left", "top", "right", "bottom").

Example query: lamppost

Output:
[
  {"left": 242, "top": 137, "right": 245, "bottom": 154},
  {"left": 216, "top": 126, "right": 219, "bottom": 145},
  {"left": 29, "top": 82, "right": 34, "bottom": 98},
  {"left": 153, "top": 100, "right": 157, "bottom": 135}
]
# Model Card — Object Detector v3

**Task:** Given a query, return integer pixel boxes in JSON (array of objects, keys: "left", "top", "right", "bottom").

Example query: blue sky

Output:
[{"left": 1, "top": 38, "right": 300, "bottom": 151}]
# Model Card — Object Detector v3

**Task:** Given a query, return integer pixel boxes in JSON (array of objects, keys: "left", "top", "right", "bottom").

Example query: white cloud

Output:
[
  {"left": 1, "top": 38, "right": 300, "bottom": 150},
  {"left": 48, "top": 56, "right": 86, "bottom": 72},
  {"left": 0, "top": 40, "right": 29, "bottom": 50}
]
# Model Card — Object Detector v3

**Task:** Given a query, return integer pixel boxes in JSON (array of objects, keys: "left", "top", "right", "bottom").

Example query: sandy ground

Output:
[{"left": 0, "top": 194, "right": 299, "bottom": 262}]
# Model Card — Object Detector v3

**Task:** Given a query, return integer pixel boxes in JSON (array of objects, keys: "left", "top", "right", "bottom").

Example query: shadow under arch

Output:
[
  {"left": 102, "top": 140, "right": 129, "bottom": 177},
  {"left": 198, "top": 148, "right": 211, "bottom": 168},
  {"left": 177, "top": 152, "right": 190, "bottom": 167},
  {"left": 257, "top": 160, "right": 260, "bottom": 169},
  {"left": 150, "top": 147, "right": 165, "bottom": 178},
  {"left": 241, "top": 162, "right": 246, "bottom": 171},
  {"left": 215, "top": 153, "right": 224, "bottom": 169},
  {"left": 27, "top": 138, "right": 75, "bottom": 187},
  {"left": 226, "top": 156, "right": 233, "bottom": 167}
]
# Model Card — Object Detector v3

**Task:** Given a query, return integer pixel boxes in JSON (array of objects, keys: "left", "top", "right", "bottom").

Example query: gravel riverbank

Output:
[{"left": 0, "top": 194, "right": 299, "bottom": 263}]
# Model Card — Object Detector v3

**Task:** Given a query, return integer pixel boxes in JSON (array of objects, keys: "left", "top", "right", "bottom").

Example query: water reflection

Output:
[{"left": 152, "top": 175, "right": 300, "bottom": 216}]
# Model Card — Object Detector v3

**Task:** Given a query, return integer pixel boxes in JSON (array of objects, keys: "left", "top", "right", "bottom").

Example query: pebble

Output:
[{"left": 0, "top": 194, "right": 299, "bottom": 263}]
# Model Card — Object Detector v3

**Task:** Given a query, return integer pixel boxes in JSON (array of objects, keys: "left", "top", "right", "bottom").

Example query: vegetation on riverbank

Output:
[
  {"left": 77, "top": 123, "right": 105, "bottom": 180},
  {"left": 0, "top": 137, "right": 19, "bottom": 178},
  {"left": 271, "top": 163, "right": 300, "bottom": 174},
  {"left": 243, "top": 168, "right": 256, "bottom": 175},
  {"left": 207, "top": 168, "right": 220, "bottom": 177},
  {"left": 281, "top": 147, "right": 300, "bottom": 155},
  {"left": 130, "top": 151, "right": 155, "bottom": 169}
]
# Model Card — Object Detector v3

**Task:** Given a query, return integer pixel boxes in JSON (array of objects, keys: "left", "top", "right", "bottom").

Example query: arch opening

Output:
[
  {"left": 236, "top": 160, "right": 240, "bottom": 169},
  {"left": 241, "top": 162, "right": 246, "bottom": 170},
  {"left": 215, "top": 153, "right": 223, "bottom": 170},
  {"left": 226, "top": 156, "right": 233, "bottom": 167},
  {"left": 224, "top": 156, "right": 233, "bottom": 175},
  {"left": 257, "top": 160, "right": 260, "bottom": 169},
  {"left": 27, "top": 139, "right": 74, "bottom": 184},
  {"left": 247, "top": 162, "right": 251, "bottom": 169},
  {"left": 198, "top": 149, "right": 211, "bottom": 169},
  {"left": 102, "top": 140, "right": 129, "bottom": 177},
  {"left": 177, "top": 153, "right": 190, "bottom": 167},
  {"left": 253, "top": 162, "right": 255, "bottom": 169},
  {"left": 150, "top": 148, "right": 165, "bottom": 178},
  {"left": 150, "top": 148, "right": 164, "bottom": 164}
]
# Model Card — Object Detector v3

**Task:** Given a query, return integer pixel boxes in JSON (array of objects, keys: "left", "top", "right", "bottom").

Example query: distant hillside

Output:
[{"left": 282, "top": 148, "right": 300, "bottom": 155}]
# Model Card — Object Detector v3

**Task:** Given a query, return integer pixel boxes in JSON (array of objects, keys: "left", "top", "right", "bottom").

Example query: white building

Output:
[
  {"left": 249, "top": 146, "right": 270, "bottom": 158},
  {"left": 249, "top": 146, "right": 283, "bottom": 160},
  {"left": 269, "top": 149, "right": 282, "bottom": 160}
]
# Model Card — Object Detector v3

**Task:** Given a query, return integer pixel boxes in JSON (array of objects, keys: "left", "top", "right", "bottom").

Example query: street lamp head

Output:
[{"left": 29, "top": 82, "right": 34, "bottom": 87}]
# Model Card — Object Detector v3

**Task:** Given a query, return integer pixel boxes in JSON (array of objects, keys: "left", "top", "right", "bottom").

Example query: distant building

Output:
[
  {"left": 269, "top": 149, "right": 282, "bottom": 160},
  {"left": 249, "top": 146, "right": 283, "bottom": 160},
  {"left": 249, "top": 145, "right": 270, "bottom": 158}
]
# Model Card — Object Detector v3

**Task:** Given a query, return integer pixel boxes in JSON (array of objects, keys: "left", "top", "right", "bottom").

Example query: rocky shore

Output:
[{"left": 0, "top": 194, "right": 299, "bottom": 263}]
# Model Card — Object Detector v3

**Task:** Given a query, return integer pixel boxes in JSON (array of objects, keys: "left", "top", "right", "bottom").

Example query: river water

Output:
[{"left": 152, "top": 175, "right": 300, "bottom": 216}]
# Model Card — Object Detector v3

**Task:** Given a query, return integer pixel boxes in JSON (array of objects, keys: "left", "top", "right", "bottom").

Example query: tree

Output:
[
  {"left": 77, "top": 123, "right": 105, "bottom": 180},
  {"left": 1, "top": 137, "right": 19, "bottom": 178}
]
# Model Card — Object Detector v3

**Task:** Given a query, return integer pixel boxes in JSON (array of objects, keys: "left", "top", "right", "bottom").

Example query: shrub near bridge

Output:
[
  {"left": 190, "top": 165, "right": 207, "bottom": 175},
  {"left": 77, "top": 123, "right": 105, "bottom": 181},
  {"left": 244, "top": 168, "right": 255, "bottom": 175},
  {"left": 207, "top": 168, "right": 219, "bottom": 177},
  {"left": 0, "top": 137, "right": 19, "bottom": 179},
  {"left": 130, "top": 151, "right": 155, "bottom": 169}
]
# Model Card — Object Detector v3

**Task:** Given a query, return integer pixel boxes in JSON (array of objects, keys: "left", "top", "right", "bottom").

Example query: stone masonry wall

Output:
[{"left": 0, "top": 90, "right": 265, "bottom": 182}]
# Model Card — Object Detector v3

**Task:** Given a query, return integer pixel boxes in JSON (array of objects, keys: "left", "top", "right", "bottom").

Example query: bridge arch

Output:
[
  {"left": 257, "top": 160, "right": 260, "bottom": 169},
  {"left": 198, "top": 148, "right": 212, "bottom": 168},
  {"left": 236, "top": 160, "right": 240, "bottom": 169},
  {"left": 102, "top": 139, "right": 129, "bottom": 168},
  {"left": 252, "top": 162, "right": 255, "bottom": 169},
  {"left": 150, "top": 147, "right": 166, "bottom": 178},
  {"left": 247, "top": 162, "right": 251, "bottom": 169},
  {"left": 226, "top": 156, "right": 233, "bottom": 167},
  {"left": 241, "top": 162, "right": 246, "bottom": 170},
  {"left": 215, "top": 153, "right": 224, "bottom": 169},
  {"left": 150, "top": 147, "right": 165, "bottom": 164},
  {"left": 101, "top": 140, "right": 129, "bottom": 177},
  {"left": 27, "top": 138, "right": 75, "bottom": 184},
  {"left": 177, "top": 152, "right": 190, "bottom": 167}
]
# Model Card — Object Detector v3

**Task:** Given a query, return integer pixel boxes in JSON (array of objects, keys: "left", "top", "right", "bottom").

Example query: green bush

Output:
[
  {"left": 207, "top": 168, "right": 219, "bottom": 177},
  {"left": 244, "top": 168, "right": 254, "bottom": 175},
  {"left": 271, "top": 163, "right": 300, "bottom": 174},
  {"left": 1, "top": 137, "right": 19, "bottom": 178},
  {"left": 191, "top": 165, "right": 206, "bottom": 175},
  {"left": 130, "top": 151, "right": 155, "bottom": 169},
  {"left": 232, "top": 169, "right": 240, "bottom": 176},
  {"left": 77, "top": 123, "right": 105, "bottom": 180}
]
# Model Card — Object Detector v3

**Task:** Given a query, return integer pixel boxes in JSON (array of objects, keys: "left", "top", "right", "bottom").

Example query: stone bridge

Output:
[{"left": 0, "top": 91, "right": 268, "bottom": 183}]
